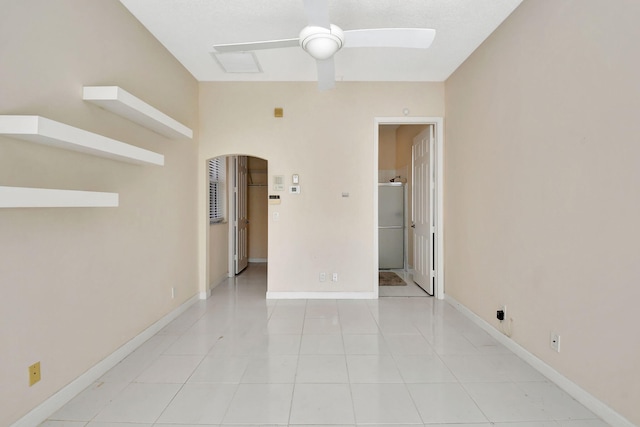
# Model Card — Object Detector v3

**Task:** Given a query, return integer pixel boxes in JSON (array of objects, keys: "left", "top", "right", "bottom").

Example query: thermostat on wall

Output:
[
  {"left": 268, "top": 195, "right": 281, "bottom": 205},
  {"left": 289, "top": 185, "right": 301, "bottom": 194}
]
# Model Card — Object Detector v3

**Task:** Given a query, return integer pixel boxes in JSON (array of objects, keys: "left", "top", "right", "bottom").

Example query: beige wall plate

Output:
[{"left": 29, "top": 362, "right": 41, "bottom": 386}]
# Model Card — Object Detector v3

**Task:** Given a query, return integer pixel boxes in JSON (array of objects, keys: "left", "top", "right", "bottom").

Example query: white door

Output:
[
  {"left": 234, "top": 156, "right": 249, "bottom": 274},
  {"left": 412, "top": 127, "right": 434, "bottom": 294}
]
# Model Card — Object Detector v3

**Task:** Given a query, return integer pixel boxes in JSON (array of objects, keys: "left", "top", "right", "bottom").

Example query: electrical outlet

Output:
[
  {"left": 29, "top": 362, "right": 41, "bottom": 386},
  {"left": 171, "top": 287, "right": 175, "bottom": 299},
  {"left": 319, "top": 272, "right": 326, "bottom": 282},
  {"left": 550, "top": 332, "right": 561, "bottom": 352},
  {"left": 497, "top": 305, "right": 507, "bottom": 321},
  {"left": 332, "top": 273, "right": 338, "bottom": 282}
]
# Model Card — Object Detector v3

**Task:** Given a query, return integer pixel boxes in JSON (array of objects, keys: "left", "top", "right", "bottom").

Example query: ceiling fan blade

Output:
[
  {"left": 213, "top": 38, "right": 299, "bottom": 53},
  {"left": 343, "top": 28, "right": 436, "bottom": 49},
  {"left": 303, "top": 0, "right": 331, "bottom": 29},
  {"left": 316, "top": 57, "right": 335, "bottom": 91}
]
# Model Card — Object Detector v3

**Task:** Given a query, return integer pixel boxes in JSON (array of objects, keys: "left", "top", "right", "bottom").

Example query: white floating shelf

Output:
[
  {"left": 83, "top": 86, "right": 193, "bottom": 139},
  {"left": 0, "top": 115, "right": 164, "bottom": 165},
  {"left": 0, "top": 186, "right": 118, "bottom": 208}
]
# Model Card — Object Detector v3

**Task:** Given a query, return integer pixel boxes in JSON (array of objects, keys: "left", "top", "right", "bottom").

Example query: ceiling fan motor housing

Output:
[{"left": 299, "top": 24, "right": 344, "bottom": 60}]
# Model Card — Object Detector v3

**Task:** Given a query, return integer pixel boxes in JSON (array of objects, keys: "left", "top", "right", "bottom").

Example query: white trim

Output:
[
  {"left": 0, "top": 115, "right": 164, "bottom": 165},
  {"left": 434, "top": 119, "right": 444, "bottom": 300},
  {"left": 374, "top": 117, "right": 444, "bottom": 300},
  {"left": 266, "top": 291, "right": 376, "bottom": 300},
  {"left": 248, "top": 258, "right": 268, "bottom": 263},
  {"left": 444, "top": 295, "right": 636, "bottom": 427},
  {"left": 0, "top": 186, "right": 118, "bottom": 208},
  {"left": 228, "top": 156, "right": 237, "bottom": 278},
  {"left": 10, "top": 294, "right": 200, "bottom": 427},
  {"left": 373, "top": 122, "right": 380, "bottom": 299},
  {"left": 206, "top": 273, "right": 231, "bottom": 297},
  {"left": 83, "top": 86, "right": 193, "bottom": 139}
]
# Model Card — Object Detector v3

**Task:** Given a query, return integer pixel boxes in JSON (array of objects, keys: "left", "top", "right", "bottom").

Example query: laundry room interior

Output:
[{"left": 378, "top": 124, "right": 430, "bottom": 296}]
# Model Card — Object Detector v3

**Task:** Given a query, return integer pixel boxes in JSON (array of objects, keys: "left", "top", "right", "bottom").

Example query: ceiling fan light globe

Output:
[
  {"left": 305, "top": 38, "right": 339, "bottom": 60},
  {"left": 300, "top": 24, "right": 344, "bottom": 60}
]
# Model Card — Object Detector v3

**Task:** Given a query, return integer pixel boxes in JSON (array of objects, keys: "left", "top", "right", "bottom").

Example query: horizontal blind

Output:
[{"left": 209, "top": 158, "right": 225, "bottom": 223}]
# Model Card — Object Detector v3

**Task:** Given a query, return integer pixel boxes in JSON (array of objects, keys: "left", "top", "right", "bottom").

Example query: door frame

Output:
[
  {"left": 232, "top": 155, "right": 249, "bottom": 275},
  {"left": 373, "top": 117, "right": 444, "bottom": 299},
  {"left": 227, "top": 155, "right": 236, "bottom": 278}
]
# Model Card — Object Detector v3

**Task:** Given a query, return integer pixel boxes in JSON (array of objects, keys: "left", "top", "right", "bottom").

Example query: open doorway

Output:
[
  {"left": 228, "top": 155, "right": 269, "bottom": 276},
  {"left": 207, "top": 155, "right": 268, "bottom": 291},
  {"left": 378, "top": 124, "right": 430, "bottom": 297},
  {"left": 374, "top": 117, "right": 444, "bottom": 300},
  {"left": 245, "top": 157, "right": 268, "bottom": 264}
]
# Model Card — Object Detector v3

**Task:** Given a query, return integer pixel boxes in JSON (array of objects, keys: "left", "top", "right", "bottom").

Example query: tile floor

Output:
[
  {"left": 378, "top": 270, "right": 430, "bottom": 298},
  {"left": 43, "top": 264, "right": 607, "bottom": 426}
]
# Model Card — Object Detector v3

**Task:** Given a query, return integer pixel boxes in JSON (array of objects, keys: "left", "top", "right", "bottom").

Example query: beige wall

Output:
[
  {"left": 378, "top": 126, "right": 397, "bottom": 171},
  {"left": 395, "top": 125, "right": 426, "bottom": 178},
  {"left": 200, "top": 82, "right": 444, "bottom": 295},
  {"left": 209, "top": 222, "right": 229, "bottom": 286},
  {"left": 0, "top": 2, "right": 199, "bottom": 425},
  {"left": 445, "top": 0, "right": 640, "bottom": 424}
]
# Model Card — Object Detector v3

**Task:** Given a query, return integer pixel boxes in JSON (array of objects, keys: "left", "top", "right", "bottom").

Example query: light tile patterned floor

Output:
[
  {"left": 42, "top": 263, "right": 607, "bottom": 426},
  {"left": 378, "top": 270, "right": 430, "bottom": 297}
]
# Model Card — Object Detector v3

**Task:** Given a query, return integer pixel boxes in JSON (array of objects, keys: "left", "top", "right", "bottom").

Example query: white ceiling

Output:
[{"left": 119, "top": 0, "right": 523, "bottom": 83}]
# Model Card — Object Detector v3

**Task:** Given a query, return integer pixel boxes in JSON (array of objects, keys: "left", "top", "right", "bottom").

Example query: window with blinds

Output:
[{"left": 209, "top": 157, "right": 225, "bottom": 223}]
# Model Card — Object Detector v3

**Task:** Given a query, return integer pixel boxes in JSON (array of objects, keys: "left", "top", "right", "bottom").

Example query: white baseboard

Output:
[
  {"left": 11, "top": 294, "right": 200, "bottom": 427},
  {"left": 266, "top": 291, "right": 376, "bottom": 300},
  {"left": 202, "top": 273, "right": 230, "bottom": 299},
  {"left": 248, "top": 258, "right": 267, "bottom": 263},
  {"left": 444, "top": 295, "right": 635, "bottom": 427}
]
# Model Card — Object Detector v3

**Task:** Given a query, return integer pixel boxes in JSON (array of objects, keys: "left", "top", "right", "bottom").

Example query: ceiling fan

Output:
[{"left": 211, "top": 0, "right": 436, "bottom": 90}]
